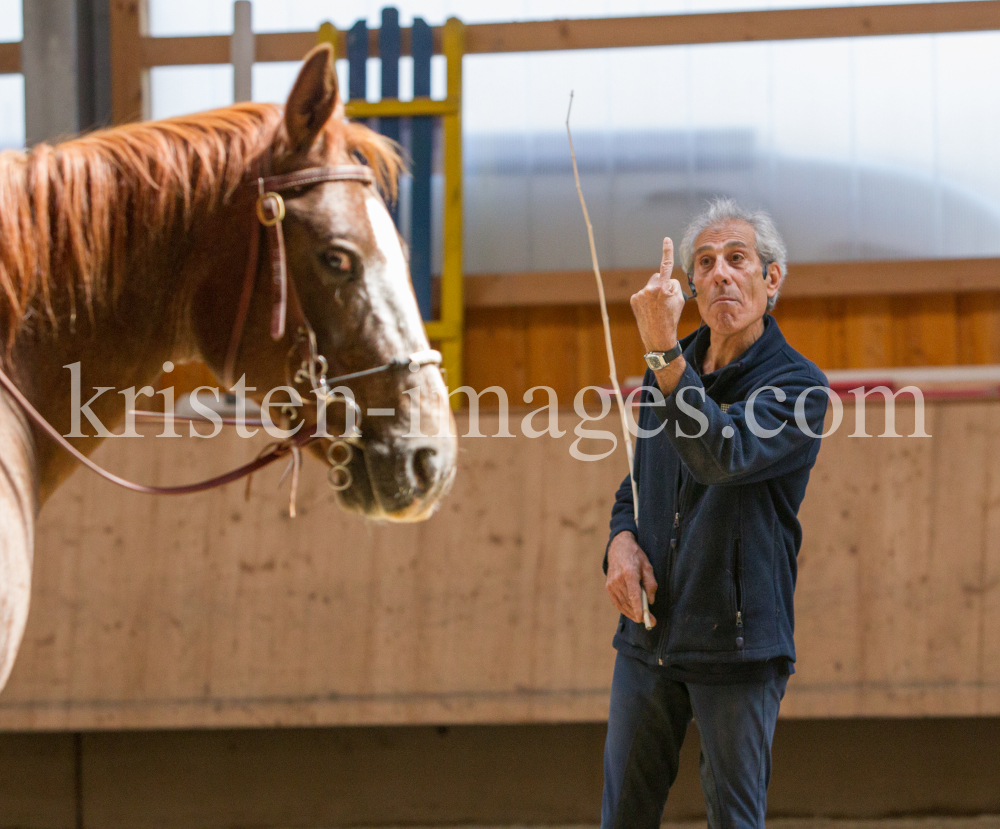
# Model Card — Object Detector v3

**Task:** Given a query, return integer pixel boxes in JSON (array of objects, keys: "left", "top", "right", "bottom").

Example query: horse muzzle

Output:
[{"left": 327, "top": 428, "right": 457, "bottom": 521}]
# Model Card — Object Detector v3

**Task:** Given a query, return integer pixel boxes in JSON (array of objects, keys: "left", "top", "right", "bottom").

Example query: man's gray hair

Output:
[{"left": 679, "top": 197, "right": 787, "bottom": 313}]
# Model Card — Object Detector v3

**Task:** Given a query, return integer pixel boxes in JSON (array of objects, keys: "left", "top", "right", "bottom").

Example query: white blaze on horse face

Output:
[
  {"left": 362, "top": 193, "right": 452, "bottom": 447},
  {"left": 363, "top": 193, "right": 429, "bottom": 356}
]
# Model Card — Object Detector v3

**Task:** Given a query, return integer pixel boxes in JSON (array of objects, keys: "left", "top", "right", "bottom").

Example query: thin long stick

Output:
[
  {"left": 566, "top": 93, "right": 637, "bottom": 522},
  {"left": 566, "top": 93, "right": 651, "bottom": 630}
]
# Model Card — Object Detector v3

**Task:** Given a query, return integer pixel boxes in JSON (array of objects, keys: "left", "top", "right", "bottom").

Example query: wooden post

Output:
[
  {"left": 231, "top": 0, "right": 254, "bottom": 103},
  {"left": 315, "top": 21, "right": 338, "bottom": 56},
  {"left": 439, "top": 17, "right": 465, "bottom": 397},
  {"left": 22, "top": 0, "right": 83, "bottom": 144},
  {"left": 379, "top": 8, "right": 401, "bottom": 226},
  {"left": 109, "top": 0, "right": 146, "bottom": 124},
  {"left": 410, "top": 18, "right": 434, "bottom": 320},
  {"left": 347, "top": 20, "right": 367, "bottom": 102}
]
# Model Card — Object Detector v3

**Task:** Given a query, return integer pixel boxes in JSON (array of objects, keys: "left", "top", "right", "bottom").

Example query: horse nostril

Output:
[{"left": 411, "top": 446, "right": 438, "bottom": 496}]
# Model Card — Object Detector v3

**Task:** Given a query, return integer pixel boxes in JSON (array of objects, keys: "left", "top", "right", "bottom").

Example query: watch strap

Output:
[{"left": 644, "top": 343, "right": 683, "bottom": 370}]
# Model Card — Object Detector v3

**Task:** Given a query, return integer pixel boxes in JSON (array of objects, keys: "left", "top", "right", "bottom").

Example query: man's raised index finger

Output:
[{"left": 660, "top": 237, "right": 674, "bottom": 279}]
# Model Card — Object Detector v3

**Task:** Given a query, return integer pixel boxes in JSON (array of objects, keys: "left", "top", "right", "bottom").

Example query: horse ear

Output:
[{"left": 285, "top": 44, "right": 343, "bottom": 153}]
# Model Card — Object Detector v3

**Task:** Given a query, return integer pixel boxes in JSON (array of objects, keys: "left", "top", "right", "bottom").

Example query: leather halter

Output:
[
  {"left": 223, "top": 162, "right": 375, "bottom": 388},
  {"left": 222, "top": 160, "right": 441, "bottom": 403},
  {"left": 0, "top": 159, "right": 442, "bottom": 500}
]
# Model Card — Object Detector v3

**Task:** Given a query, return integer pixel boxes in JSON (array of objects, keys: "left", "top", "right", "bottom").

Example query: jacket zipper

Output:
[
  {"left": 733, "top": 539, "right": 745, "bottom": 651},
  {"left": 656, "top": 510, "right": 681, "bottom": 666}
]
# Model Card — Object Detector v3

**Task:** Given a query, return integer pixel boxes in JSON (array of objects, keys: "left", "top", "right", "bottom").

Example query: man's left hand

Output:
[{"left": 630, "top": 237, "right": 686, "bottom": 352}]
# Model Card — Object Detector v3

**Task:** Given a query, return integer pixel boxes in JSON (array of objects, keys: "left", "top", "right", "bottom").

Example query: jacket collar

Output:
[{"left": 680, "top": 314, "right": 786, "bottom": 378}]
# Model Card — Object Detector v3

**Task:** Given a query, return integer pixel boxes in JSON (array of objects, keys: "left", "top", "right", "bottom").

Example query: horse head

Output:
[{"left": 191, "top": 46, "right": 457, "bottom": 521}]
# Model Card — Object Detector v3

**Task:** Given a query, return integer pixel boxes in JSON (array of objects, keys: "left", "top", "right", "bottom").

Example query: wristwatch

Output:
[{"left": 643, "top": 343, "right": 683, "bottom": 371}]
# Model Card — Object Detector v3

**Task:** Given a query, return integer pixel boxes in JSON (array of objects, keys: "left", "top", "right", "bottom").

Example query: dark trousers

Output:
[{"left": 601, "top": 651, "right": 788, "bottom": 829}]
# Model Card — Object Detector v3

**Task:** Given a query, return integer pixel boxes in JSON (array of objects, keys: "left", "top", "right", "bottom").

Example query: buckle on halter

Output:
[{"left": 256, "top": 192, "right": 286, "bottom": 226}]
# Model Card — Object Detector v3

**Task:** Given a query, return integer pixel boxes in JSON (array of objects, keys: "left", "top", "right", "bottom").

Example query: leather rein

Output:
[{"left": 0, "top": 161, "right": 442, "bottom": 501}]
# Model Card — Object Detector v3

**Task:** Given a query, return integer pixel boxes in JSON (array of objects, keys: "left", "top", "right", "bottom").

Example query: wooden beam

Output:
[
  {"left": 464, "top": 1, "right": 1000, "bottom": 53},
  {"left": 142, "top": 34, "right": 226, "bottom": 66},
  {"left": 786, "top": 258, "right": 1000, "bottom": 297},
  {"left": 141, "top": 31, "right": 339, "bottom": 67},
  {"left": 463, "top": 258, "right": 1000, "bottom": 308},
  {"left": 109, "top": 0, "right": 145, "bottom": 124},
  {"left": 255, "top": 31, "right": 319, "bottom": 63},
  {"left": 0, "top": 41, "right": 19, "bottom": 75},
  {"left": 140, "top": 28, "right": 445, "bottom": 67},
  {"left": 137, "top": 1, "right": 1000, "bottom": 69}
]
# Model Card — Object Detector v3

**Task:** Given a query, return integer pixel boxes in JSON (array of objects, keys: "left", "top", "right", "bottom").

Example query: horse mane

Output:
[{"left": 0, "top": 101, "right": 401, "bottom": 350}]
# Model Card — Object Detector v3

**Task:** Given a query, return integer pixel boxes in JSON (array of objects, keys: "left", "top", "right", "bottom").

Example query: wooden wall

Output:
[
  {"left": 8, "top": 268, "right": 999, "bottom": 730},
  {"left": 464, "top": 292, "right": 1000, "bottom": 405},
  {"left": 1, "top": 401, "right": 998, "bottom": 730}
]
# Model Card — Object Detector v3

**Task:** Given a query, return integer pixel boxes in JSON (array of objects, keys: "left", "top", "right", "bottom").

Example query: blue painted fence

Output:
[{"left": 346, "top": 8, "right": 435, "bottom": 321}]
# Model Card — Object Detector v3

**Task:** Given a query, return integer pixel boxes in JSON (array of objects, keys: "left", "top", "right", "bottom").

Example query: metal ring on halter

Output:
[
  {"left": 326, "top": 440, "right": 352, "bottom": 466},
  {"left": 310, "top": 353, "right": 329, "bottom": 380},
  {"left": 327, "top": 466, "right": 353, "bottom": 491},
  {"left": 256, "top": 192, "right": 286, "bottom": 226},
  {"left": 326, "top": 439, "right": 354, "bottom": 491}
]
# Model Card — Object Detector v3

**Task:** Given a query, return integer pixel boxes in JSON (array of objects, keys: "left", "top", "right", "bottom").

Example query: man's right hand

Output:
[{"left": 606, "top": 531, "right": 658, "bottom": 627}]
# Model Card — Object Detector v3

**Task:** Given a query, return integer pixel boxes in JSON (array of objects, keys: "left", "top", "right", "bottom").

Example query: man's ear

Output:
[
  {"left": 765, "top": 262, "right": 783, "bottom": 296},
  {"left": 284, "top": 44, "right": 344, "bottom": 153}
]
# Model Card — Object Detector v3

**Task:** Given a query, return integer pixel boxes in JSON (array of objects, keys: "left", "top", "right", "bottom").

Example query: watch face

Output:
[{"left": 645, "top": 353, "right": 667, "bottom": 371}]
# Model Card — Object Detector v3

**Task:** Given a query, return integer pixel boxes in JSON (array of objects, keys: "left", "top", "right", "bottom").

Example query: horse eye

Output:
[{"left": 324, "top": 249, "right": 352, "bottom": 273}]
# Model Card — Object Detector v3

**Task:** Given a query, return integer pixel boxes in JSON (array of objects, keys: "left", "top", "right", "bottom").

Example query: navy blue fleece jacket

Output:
[{"left": 607, "top": 314, "right": 828, "bottom": 668}]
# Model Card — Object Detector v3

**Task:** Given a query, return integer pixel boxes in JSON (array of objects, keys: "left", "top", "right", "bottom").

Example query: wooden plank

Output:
[
  {"left": 573, "top": 302, "right": 700, "bottom": 390},
  {"left": 892, "top": 293, "right": 959, "bottom": 366},
  {"left": 109, "top": 0, "right": 145, "bottom": 124},
  {"left": 465, "top": 268, "right": 655, "bottom": 308},
  {"left": 957, "top": 292, "right": 1000, "bottom": 364},
  {"left": 142, "top": 34, "right": 227, "bottom": 66},
  {"left": 525, "top": 307, "right": 581, "bottom": 404},
  {"left": 791, "top": 259, "right": 1000, "bottom": 298},
  {"left": 347, "top": 21, "right": 367, "bottom": 102},
  {"left": 842, "top": 295, "right": 894, "bottom": 369},
  {"left": 0, "top": 41, "right": 19, "bottom": 75},
  {"left": 140, "top": 30, "right": 434, "bottom": 67},
  {"left": 981, "top": 417, "right": 1000, "bottom": 703},
  {"left": 771, "top": 298, "right": 841, "bottom": 369},
  {"left": 439, "top": 19, "right": 466, "bottom": 392},
  {"left": 378, "top": 7, "right": 401, "bottom": 163},
  {"left": 137, "top": 1, "right": 1000, "bottom": 68},
  {"left": 3, "top": 402, "right": 1000, "bottom": 728},
  {"left": 255, "top": 31, "right": 320, "bottom": 64},
  {"left": 464, "top": 259, "right": 1000, "bottom": 308},
  {"left": 463, "top": 307, "right": 527, "bottom": 401},
  {"left": 142, "top": 33, "right": 319, "bottom": 67},
  {"left": 410, "top": 19, "right": 434, "bottom": 320},
  {"left": 465, "top": 1, "right": 1000, "bottom": 53}
]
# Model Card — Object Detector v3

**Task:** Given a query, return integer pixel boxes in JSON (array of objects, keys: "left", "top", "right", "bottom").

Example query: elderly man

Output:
[{"left": 601, "top": 198, "right": 828, "bottom": 829}]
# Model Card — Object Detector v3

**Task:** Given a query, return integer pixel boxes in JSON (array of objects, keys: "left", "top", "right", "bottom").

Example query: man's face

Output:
[{"left": 690, "top": 219, "right": 780, "bottom": 336}]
